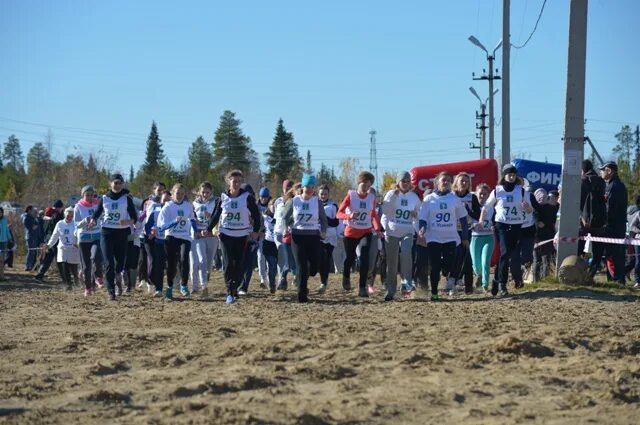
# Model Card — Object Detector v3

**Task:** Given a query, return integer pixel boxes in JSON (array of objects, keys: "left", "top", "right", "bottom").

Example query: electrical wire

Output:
[{"left": 511, "top": 0, "right": 547, "bottom": 49}]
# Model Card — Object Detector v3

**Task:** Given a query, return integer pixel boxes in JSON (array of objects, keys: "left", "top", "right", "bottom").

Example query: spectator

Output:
[
  {"left": 0, "top": 206, "right": 14, "bottom": 281},
  {"left": 21, "top": 206, "right": 40, "bottom": 271},
  {"left": 590, "top": 161, "right": 627, "bottom": 284}
]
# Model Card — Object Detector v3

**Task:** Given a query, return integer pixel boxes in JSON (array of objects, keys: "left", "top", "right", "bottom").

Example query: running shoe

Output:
[
  {"left": 431, "top": 293, "right": 439, "bottom": 301},
  {"left": 238, "top": 289, "right": 247, "bottom": 296},
  {"left": 499, "top": 289, "right": 509, "bottom": 297},
  {"left": 225, "top": 294, "right": 236, "bottom": 304},
  {"left": 146, "top": 281, "right": 154, "bottom": 293},
  {"left": 84, "top": 288, "right": 92, "bottom": 297},
  {"left": 298, "top": 289, "right": 309, "bottom": 303},
  {"left": 384, "top": 293, "right": 394, "bottom": 302},
  {"left": 358, "top": 287, "right": 369, "bottom": 298},
  {"left": 259, "top": 281, "right": 267, "bottom": 289},
  {"left": 115, "top": 282, "right": 122, "bottom": 296},
  {"left": 95, "top": 277, "right": 104, "bottom": 288},
  {"left": 400, "top": 282, "right": 412, "bottom": 295},
  {"left": 165, "top": 286, "right": 173, "bottom": 300},
  {"left": 137, "top": 279, "right": 147, "bottom": 288},
  {"left": 342, "top": 277, "right": 352, "bottom": 291},
  {"left": 633, "top": 283, "right": 640, "bottom": 290},
  {"left": 277, "top": 279, "right": 287, "bottom": 291},
  {"left": 367, "top": 285, "right": 377, "bottom": 295},
  {"left": 317, "top": 284, "right": 327, "bottom": 294},
  {"left": 180, "top": 285, "right": 190, "bottom": 297},
  {"left": 108, "top": 293, "right": 116, "bottom": 301},
  {"left": 153, "top": 290, "right": 162, "bottom": 297},
  {"left": 445, "top": 278, "right": 456, "bottom": 297}
]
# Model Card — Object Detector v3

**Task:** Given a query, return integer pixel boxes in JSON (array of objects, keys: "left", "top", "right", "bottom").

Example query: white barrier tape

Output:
[{"left": 534, "top": 235, "right": 640, "bottom": 249}]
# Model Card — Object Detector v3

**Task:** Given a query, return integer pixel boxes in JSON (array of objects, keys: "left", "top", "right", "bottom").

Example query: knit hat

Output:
[
  {"left": 502, "top": 164, "right": 517, "bottom": 176},
  {"left": 53, "top": 199, "right": 64, "bottom": 208},
  {"left": 396, "top": 171, "right": 411, "bottom": 184},
  {"left": 282, "top": 179, "right": 293, "bottom": 194},
  {"left": 64, "top": 206, "right": 74, "bottom": 215},
  {"left": 301, "top": 174, "right": 317, "bottom": 187},
  {"left": 259, "top": 187, "right": 270, "bottom": 198},
  {"left": 81, "top": 185, "right": 95, "bottom": 196},
  {"left": 110, "top": 173, "right": 124, "bottom": 182}
]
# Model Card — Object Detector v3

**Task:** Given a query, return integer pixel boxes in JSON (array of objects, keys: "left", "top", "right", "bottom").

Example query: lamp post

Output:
[
  {"left": 470, "top": 87, "right": 499, "bottom": 159},
  {"left": 469, "top": 36, "right": 502, "bottom": 160}
]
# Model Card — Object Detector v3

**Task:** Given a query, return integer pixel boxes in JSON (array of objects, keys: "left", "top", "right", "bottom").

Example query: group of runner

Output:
[{"left": 2, "top": 163, "right": 566, "bottom": 303}]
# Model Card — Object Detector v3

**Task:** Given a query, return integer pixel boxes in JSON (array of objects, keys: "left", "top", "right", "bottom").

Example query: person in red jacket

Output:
[{"left": 336, "top": 171, "right": 383, "bottom": 298}]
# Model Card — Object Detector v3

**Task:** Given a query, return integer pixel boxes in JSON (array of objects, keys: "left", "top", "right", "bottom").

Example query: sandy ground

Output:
[{"left": 0, "top": 264, "right": 639, "bottom": 425}]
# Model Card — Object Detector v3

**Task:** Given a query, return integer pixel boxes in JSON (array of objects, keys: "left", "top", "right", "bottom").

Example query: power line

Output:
[{"left": 511, "top": 0, "right": 547, "bottom": 49}]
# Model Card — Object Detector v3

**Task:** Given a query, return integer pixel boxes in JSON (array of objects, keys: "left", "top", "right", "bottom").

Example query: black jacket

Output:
[{"left": 605, "top": 175, "right": 628, "bottom": 237}]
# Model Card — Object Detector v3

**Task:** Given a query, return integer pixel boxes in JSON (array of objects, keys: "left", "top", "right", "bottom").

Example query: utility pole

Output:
[
  {"left": 369, "top": 129, "right": 379, "bottom": 191},
  {"left": 556, "top": 0, "right": 588, "bottom": 270},
  {"left": 501, "top": 0, "right": 511, "bottom": 167},
  {"left": 469, "top": 37, "right": 502, "bottom": 159},
  {"left": 469, "top": 104, "right": 488, "bottom": 159},
  {"left": 634, "top": 125, "right": 640, "bottom": 173}
]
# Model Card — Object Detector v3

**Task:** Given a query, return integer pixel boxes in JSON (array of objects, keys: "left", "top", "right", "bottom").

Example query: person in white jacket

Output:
[
  {"left": 48, "top": 207, "right": 81, "bottom": 292},
  {"left": 381, "top": 171, "right": 421, "bottom": 301},
  {"left": 157, "top": 183, "right": 196, "bottom": 301}
]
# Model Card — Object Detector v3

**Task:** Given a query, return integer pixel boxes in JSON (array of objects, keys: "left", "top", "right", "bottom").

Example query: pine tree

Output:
[
  {"left": 129, "top": 165, "right": 135, "bottom": 182},
  {"left": 212, "top": 111, "right": 254, "bottom": 173},
  {"left": 187, "top": 135, "right": 213, "bottom": 186},
  {"left": 3, "top": 134, "right": 25, "bottom": 173},
  {"left": 265, "top": 118, "right": 303, "bottom": 184},
  {"left": 26, "top": 142, "right": 51, "bottom": 173},
  {"left": 141, "top": 121, "right": 164, "bottom": 176}
]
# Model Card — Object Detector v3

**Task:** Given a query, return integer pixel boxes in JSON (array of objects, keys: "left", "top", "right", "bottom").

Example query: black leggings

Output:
[
  {"left": 79, "top": 240, "right": 103, "bottom": 290},
  {"left": 291, "top": 233, "right": 321, "bottom": 293},
  {"left": 100, "top": 229, "right": 129, "bottom": 296},
  {"left": 343, "top": 233, "right": 373, "bottom": 290},
  {"left": 427, "top": 241, "right": 456, "bottom": 295},
  {"left": 60, "top": 262, "right": 79, "bottom": 287},
  {"left": 219, "top": 233, "right": 249, "bottom": 296},
  {"left": 319, "top": 242, "right": 335, "bottom": 285},
  {"left": 494, "top": 222, "right": 522, "bottom": 289},
  {"left": 150, "top": 240, "right": 166, "bottom": 291},
  {"left": 165, "top": 236, "right": 191, "bottom": 287}
]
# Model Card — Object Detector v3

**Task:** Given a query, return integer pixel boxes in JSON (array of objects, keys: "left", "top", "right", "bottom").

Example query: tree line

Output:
[{"left": 0, "top": 110, "right": 360, "bottom": 206}]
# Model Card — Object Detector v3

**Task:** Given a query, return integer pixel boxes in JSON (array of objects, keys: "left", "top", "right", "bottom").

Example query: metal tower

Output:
[{"left": 369, "top": 129, "right": 379, "bottom": 191}]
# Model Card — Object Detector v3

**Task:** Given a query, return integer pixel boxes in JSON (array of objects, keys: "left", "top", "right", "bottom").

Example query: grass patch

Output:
[{"left": 526, "top": 275, "right": 638, "bottom": 296}]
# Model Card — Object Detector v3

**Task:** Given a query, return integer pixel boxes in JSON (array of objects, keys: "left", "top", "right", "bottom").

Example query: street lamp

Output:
[
  {"left": 469, "top": 36, "right": 502, "bottom": 160},
  {"left": 469, "top": 87, "right": 498, "bottom": 159}
]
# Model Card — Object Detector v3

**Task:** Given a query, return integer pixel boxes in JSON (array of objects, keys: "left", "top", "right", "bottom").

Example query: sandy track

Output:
[{"left": 0, "top": 271, "right": 639, "bottom": 425}]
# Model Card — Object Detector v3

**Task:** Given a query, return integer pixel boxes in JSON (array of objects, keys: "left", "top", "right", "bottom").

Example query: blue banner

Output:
[{"left": 512, "top": 159, "right": 562, "bottom": 191}]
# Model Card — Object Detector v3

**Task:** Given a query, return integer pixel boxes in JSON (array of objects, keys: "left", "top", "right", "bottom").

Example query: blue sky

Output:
[{"left": 1, "top": 0, "right": 638, "bottom": 180}]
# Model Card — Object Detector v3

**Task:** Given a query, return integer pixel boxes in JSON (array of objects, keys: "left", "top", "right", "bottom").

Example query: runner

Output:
[
  {"left": 336, "top": 171, "right": 383, "bottom": 298},
  {"left": 317, "top": 184, "right": 339, "bottom": 293},
  {"left": 470, "top": 183, "right": 494, "bottom": 292},
  {"left": 479, "top": 164, "right": 533, "bottom": 296},
  {"left": 157, "top": 183, "right": 195, "bottom": 300},
  {"left": 206, "top": 170, "right": 261, "bottom": 304},
  {"left": 190, "top": 182, "right": 218, "bottom": 297},
  {"left": 452, "top": 172, "right": 481, "bottom": 294},
  {"left": 145, "top": 190, "right": 171, "bottom": 297},
  {"left": 261, "top": 199, "right": 279, "bottom": 293},
  {"left": 418, "top": 172, "right": 469, "bottom": 300},
  {"left": 282, "top": 174, "right": 327, "bottom": 302},
  {"left": 274, "top": 179, "right": 294, "bottom": 290},
  {"left": 256, "top": 187, "right": 272, "bottom": 288},
  {"left": 74, "top": 185, "right": 104, "bottom": 294},
  {"left": 47, "top": 207, "right": 81, "bottom": 291},
  {"left": 140, "top": 182, "right": 166, "bottom": 292},
  {"left": 89, "top": 173, "right": 138, "bottom": 301},
  {"left": 381, "top": 171, "right": 420, "bottom": 301}
]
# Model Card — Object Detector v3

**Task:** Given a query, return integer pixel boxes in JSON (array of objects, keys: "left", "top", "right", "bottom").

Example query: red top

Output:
[{"left": 336, "top": 191, "right": 381, "bottom": 238}]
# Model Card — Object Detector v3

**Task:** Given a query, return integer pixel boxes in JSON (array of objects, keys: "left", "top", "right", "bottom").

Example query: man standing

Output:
[
  {"left": 590, "top": 162, "right": 627, "bottom": 284},
  {"left": 22, "top": 206, "right": 40, "bottom": 271}
]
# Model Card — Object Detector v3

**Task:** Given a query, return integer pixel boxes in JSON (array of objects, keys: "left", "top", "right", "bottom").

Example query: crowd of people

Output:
[{"left": 0, "top": 158, "right": 638, "bottom": 300}]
